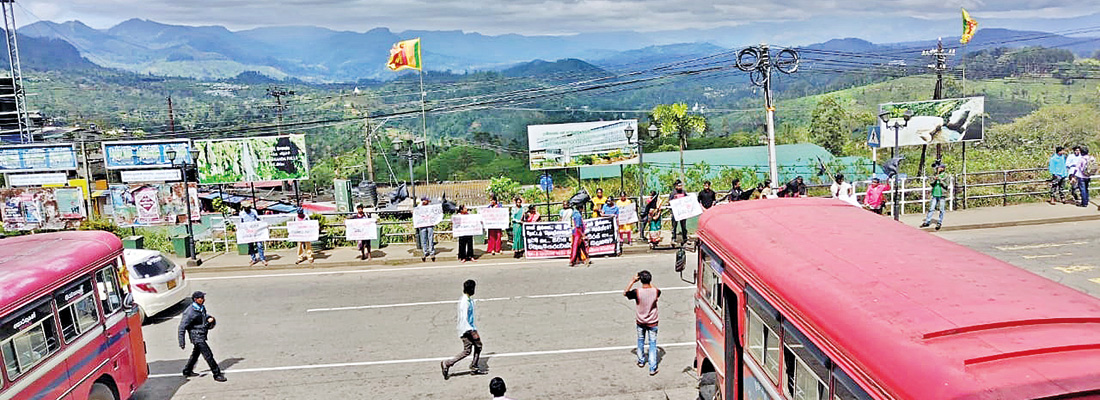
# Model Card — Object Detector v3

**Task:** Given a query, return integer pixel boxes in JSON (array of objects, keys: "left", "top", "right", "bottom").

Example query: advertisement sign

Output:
[
  {"left": 452, "top": 214, "right": 484, "bottom": 237},
  {"left": 0, "top": 187, "right": 87, "bottom": 231},
  {"left": 670, "top": 194, "right": 704, "bottom": 221},
  {"left": 237, "top": 221, "right": 270, "bottom": 244},
  {"left": 195, "top": 134, "right": 310, "bottom": 184},
  {"left": 7, "top": 172, "right": 68, "bottom": 186},
  {"left": 877, "top": 97, "right": 984, "bottom": 147},
  {"left": 334, "top": 179, "right": 352, "bottom": 213},
  {"left": 120, "top": 169, "right": 182, "bottom": 183},
  {"left": 345, "top": 218, "right": 378, "bottom": 241},
  {"left": 108, "top": 183, "right": 198, "bottom": 227},
  {"left": 522, "top": 217, "right": 617, "bottom": 259},
  {"left": 0, "top": 144, "right": 78, "bottom": 172},
  {"left": 102, "top": 140, "right": 192, "bottom": 169},
  {"left": 413, "top": 203, "right": 443, "bottom": 228},
  {"left": 528, "top": 120, "right": 639, "bottom": 170},
  {"left": 287, "top": 220, "right": 320, "bottom": 242},
  {"left": 617, "top": 203, "right": 639, "bottom": 225},
  {"left": 479, "top": 207, "right": 510, "bottom": 230}
]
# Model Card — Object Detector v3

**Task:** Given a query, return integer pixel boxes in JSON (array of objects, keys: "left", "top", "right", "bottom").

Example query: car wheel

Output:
[
  {"left": 138, "top": 306, "right": 147, "bottom": 324},
  {"left": 89, "top": 382, "right": 117, "bottom": 400},
  {"left": 698, "top": 371, "right": 718, "bottom": 400}
]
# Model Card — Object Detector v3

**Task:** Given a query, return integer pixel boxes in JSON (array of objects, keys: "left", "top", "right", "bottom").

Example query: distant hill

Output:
[
  {"left": 0, "top": 29, "right": 98, "bottom": 71},
  {"left": 502, "top": 59, "right": 610, "bottom": 80}
]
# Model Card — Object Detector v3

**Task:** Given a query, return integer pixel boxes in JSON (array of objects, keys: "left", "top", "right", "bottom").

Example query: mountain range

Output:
[{"left": 18, "top": 18, "right": 1100, "bottom": 82}]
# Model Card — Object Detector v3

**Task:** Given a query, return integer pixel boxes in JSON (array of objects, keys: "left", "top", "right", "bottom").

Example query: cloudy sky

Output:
[{"left": 22, "top": 0, "right": 1100, "bottom": 36}]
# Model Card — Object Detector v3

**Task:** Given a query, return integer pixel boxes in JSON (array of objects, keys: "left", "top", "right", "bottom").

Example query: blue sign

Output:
[
  {"left": 538, "top": 174, "right": 553, "bottom": 192},
  {"left": 102, "top": 140, "right": 192, "bottom": 169},
  {"left": 0, "top": 144, "right": 78, "bottom": 172},
  {"left": 866, "top": 126, "right": 881, "bottom": 148}
]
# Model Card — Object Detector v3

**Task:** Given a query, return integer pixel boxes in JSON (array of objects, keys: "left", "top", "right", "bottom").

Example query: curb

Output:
[{"left": 917, "top": 213, "right": 1100, "bottom": 232}]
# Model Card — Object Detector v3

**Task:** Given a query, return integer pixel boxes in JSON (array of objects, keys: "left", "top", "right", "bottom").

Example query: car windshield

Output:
[{"left": 131, "top": 256, "right": 175, "bottom": 279}]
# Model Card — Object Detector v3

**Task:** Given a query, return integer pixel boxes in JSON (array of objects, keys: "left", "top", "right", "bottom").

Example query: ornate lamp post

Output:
[
  {"left": 878, "top": 110, "right": 913, "bottom": 221},
  {"left": 166, "top": 147, "right": 201, "bottom": 264}
]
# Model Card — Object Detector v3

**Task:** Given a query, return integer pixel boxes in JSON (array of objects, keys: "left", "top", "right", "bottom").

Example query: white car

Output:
[{"left": 123, "top": 249, "right": 190, "bottom": 322}]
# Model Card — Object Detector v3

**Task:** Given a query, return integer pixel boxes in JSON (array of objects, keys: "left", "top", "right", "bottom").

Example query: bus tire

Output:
[
  {"left": 89, "top": 382, "right": 117, "bottom": 400},
  {"left": 698, "top": 371, "right": 718, "bottom": 400}
]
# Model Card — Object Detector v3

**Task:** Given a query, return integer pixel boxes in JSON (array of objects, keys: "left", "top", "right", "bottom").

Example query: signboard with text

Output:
[
  {"left": 617, "top": 203, "right": 639, "bottom": 225},
  {"left": 522, "top": 217, "right": 617, "bottom": 259},
  {"left": 479, "top": 207, "right": 510, "bottom": 230},
  {"left": 286, "top": 220, "right": 320, "bottom": 242},
  {"left": 527, "top": 120, "right": 639, "bottom": 170},
  {"left": 108, "top": 183, "right": 198, "bottom": 227},
  {"left": 1, "top": 187, "right": 87, "bottom": 231},
  {"left": 102, "top": 139, "right": 192, "bottom": 169},
  {"left": 195, "top": 134, "right": 309, "bottom": 184},
  {"left": 0, "top": 144, "right": 78, "bottom": 172},
  {"left": 670, "top": 194, "right": 704, "bottom": 221},
  {"left": 345, "top": 218, "right": 378, "bottom": 241},
  {"left": 7, "top": 172, "right": 68, "bottom": 186},
  {"left": 877, "top": 97, "right": 984, "bottom": 147},
  {"left": 237, "top": 221, "right": 270, "bottom": 244},
  {"left": 120, "top": 169, "right": 182, "bottom": 183},
  {"left": 413, "top": 204, "right": 443, "bottom": 228},
  {"left": 451, "top": 214, "right": 484, "bottom": 237}
]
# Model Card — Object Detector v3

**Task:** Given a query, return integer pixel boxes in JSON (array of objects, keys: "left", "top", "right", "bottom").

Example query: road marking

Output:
[
  {"left": 1053, "top": 265, "right": 1096, "bottom": 273},
  {"left": 147, "top": 342, "right": 694, "bottom": 378},
  {"left": 1021, "top": 253, "right": 1072, "bottom": 259},
  {"left": 995, "top": 241, "right": 1088, "bottom": 251},
  {"left": 189, "top": 255, "right": 659, "bottom": 281},
  {"left": 1091, "top": 278, "right": 1100, "bottom": 286},
  {"left": 306, "top": 286, "right": 695, "bottom": 312}
]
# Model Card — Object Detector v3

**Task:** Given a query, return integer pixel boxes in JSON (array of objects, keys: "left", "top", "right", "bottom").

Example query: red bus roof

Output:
[
  {"left": 0, "top": 231, "right": 122, "bottom": 314},
  {"left": 699, "top": 198, "right": 1100, "bottom": 400}
]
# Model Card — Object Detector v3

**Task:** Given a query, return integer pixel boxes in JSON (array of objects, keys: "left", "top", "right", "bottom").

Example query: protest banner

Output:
[
  {"left": 413, "top": 204, "right": 443, "bottom": 228},
  {"left": 670, "top": 194, "right": 704, "bottom": 221},
  {"left": 523, "top": 217, "right": 617, "bottom": 259},
  {"left": 286, "top": 220, "right": 320, "bottom": 242},
  {"left": 345, "top": 218, "right": 378, "bottom": 241},
  {"left": 617, "top": 203, "right": 638, "bottom": 225},
  {"left": 237, "top": 220, "right": 270, "bottom": 244},
  {"left": 451, "top": 214, "right": 484, "bottom": 237},
  {"left": 479, "top": 207, "right": 510, "bottom": 230}
]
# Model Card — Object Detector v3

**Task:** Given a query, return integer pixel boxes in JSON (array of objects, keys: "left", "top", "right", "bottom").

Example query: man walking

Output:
[
  {"left": 697, "top": 181, "right": 717, "bottom": 209},
  {"left": 179, "top": 291, "right": 226, "bottom": 382},
  {"left": 416, "top": 197, "right": 437, "bottom": 262},
  {"left": 239, "top": 204, "right": 266, "bottom": 266},
  {"left": 1049, "top": 146, "right": 1068, "bottom": 205},
  {"left": 920, "top": 163, "right": 949, "bottom": 230},
  {"left": 624, "top": 270, "right": 661, "bottom": 375},
  {"left": 669, "top": 180, "right": 688, "bottom": 244},
  {"left": 442, "top": 280, "right": 486, "bottom": 379},
  {"left": 1075, "top": 146, "right": 1095, "bottom": 208}
]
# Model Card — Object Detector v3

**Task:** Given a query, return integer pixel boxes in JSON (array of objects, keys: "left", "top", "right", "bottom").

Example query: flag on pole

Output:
[
  {"left": 387, "top": 38, "right": 422, "bottom": 71},
  {"left": 961, "top": 8, "right": 978, "bottom": 44}
]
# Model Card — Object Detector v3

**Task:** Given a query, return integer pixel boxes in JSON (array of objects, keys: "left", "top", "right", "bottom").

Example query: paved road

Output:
[
  {"left": 936, "top": 219, "right": 1100, "bottom": 298},
  {"left": 133, "top": 253, "right": 700, "bottom": 399}
]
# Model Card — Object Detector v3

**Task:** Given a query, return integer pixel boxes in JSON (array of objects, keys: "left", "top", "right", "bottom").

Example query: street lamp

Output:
[
  {"left": 166, "top": 146, "right": 201, "bottom": 264},
  {"left": 878, "top": 110, "right": 913, "bottom": 221},
  {"left": 393, "top": 138, "right": 425, "bottom": 198},
  {"left": 622, "top": 123, "right": 634, "bottom": 191}
]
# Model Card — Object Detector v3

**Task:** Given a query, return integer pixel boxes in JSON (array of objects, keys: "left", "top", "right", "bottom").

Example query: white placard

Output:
[
  {"left": 237, "top": 220, "right": 270, "bottom": 244},
  {"left": 617, "top": 203, "right": 638, "bottom": 225},
  {"left": 670, "top": 194, "right": 704, "bottom": 221},
  {"left": 345, "top": 218, "right": 378, "bottom": 241},
  {"left": 413, "top": 204, "right": 444, "bottom": 228},
  {"left": 120, "top": 169, "right": 182, "bottom": 183},
  {"left": 187, "top": 186, "right": 201, "bottom": 222},
  {"left": 287, "top": 220, "right": 319, "bottom": 242},
  {"left": 7, "top": 172, "right": 69, "bottom": 186},
  {"left": 451, "top": 214, "right": 484, "bottom": 237},
  {"left": 479, "top": 207, "right": 510, "bottom": 230}
]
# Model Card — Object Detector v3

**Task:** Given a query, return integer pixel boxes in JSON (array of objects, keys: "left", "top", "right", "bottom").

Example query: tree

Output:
[
  {"left": 651, "top": 103, "right": 706, "bottom": 178},
  {"left": 809, "top": 95, "right": 849, "bottom": 156}
]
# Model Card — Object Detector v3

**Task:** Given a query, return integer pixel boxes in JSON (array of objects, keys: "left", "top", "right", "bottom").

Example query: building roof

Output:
[
  {"left": 698, "top": 198, "right": 1100, "bottom": 399},
  {"left": 0, "top": 231, "right": 122, "bottom": 313}
]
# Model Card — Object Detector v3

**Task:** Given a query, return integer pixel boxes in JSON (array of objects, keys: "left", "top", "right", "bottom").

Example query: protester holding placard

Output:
[
  {"left": 591, "top": 188, "right": 608, "bottom": 218},
  {"left": 352, "top": 205, "right": 372, "bottom": 261},
  {"left": 239, "top": 204, "right": 267, "bottom": 266},
  {"left": 293, "top": 210, "right": 314, "bottom": 264},
  {"left": 415, "top": 198, "right": 438, "bottom": 262},
  {"left": 456, "top": 205, "right": 476, "bottom": 262},
  {"left": 616, "top": 192, "right": 634, "bottom": 245},
  {"left": 668, "top": 180, "right": 688, "bottom": 244},
  {"left": 485, "top": 198, "right": 504, "bottom": 255}
]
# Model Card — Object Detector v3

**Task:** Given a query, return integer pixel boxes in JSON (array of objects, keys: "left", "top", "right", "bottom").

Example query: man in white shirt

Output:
[
  {"left": 1067, "top": 145, "right": 1082, "bottom": 203},
  {"left": 442, "top": 279, "right": 486, "bottom": 379}
]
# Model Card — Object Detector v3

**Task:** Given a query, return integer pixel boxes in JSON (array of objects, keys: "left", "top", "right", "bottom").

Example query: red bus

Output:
[
  {"left": 1, "top": 231, "right": 149, "bottom": 400},
  {"left": 692, "top": 198, "right": 1100, "bottom": 400}
]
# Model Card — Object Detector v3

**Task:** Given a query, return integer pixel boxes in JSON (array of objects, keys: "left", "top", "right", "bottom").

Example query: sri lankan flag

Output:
[
  {"left": 387, "top": 38, "right": 422, "bottom": 71},
  {"left": 961, "top": 8, "right": 978, "bottom": 44}
]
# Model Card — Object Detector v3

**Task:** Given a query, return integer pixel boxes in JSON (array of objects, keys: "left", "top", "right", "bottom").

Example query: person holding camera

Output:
[
  {"left": 178, "top": 291, "right": 226, "bottom": 382},
  {"left": 624, "top": 271, "right": 661, "bottom": 375}
]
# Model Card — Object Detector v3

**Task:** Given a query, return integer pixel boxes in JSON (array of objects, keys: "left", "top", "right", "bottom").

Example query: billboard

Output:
[
  {"left": 0, "top": 144, "right": 78, "bottom": 172},
  {"left": 108, "top": 183, "right": 199, "bottom": 227},
  {"left": 194, "top": 135, "right": 309, "bottom": 184},
  {"left": 528, "top": 120, "right": 639, "bottom": 170},
  {"left": 102, "top": 139, "right": 192, "bottom": 169},
  {"left": 1, "top": 187, "right": 86, "bottom": 231},
  {"left": 877, "top": 97, "right": 984, "bottom": 147}
]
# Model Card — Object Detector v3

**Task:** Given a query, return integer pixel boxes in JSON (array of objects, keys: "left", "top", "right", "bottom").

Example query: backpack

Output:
[{"left": 1085, "top": 156, "right": 1098, "bottom": 177}]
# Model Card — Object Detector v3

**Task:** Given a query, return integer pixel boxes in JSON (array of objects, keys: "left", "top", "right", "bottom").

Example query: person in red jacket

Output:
[{"left": 863, "top": 177, "right": 891, "bottom": 215}]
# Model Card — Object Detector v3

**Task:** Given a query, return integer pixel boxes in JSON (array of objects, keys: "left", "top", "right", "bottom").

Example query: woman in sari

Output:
[{"left": 511, "top": 199, "right": 526, "bottom": 258}]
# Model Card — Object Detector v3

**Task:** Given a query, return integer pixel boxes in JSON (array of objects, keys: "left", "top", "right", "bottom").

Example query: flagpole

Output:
[{"left": 419, "top": 68, "right": 429, "bottom": 186}]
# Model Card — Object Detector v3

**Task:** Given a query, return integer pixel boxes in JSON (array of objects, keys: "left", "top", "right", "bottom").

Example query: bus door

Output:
[{"left": 724, "top": 285, "right": 741, "bottom": 400}]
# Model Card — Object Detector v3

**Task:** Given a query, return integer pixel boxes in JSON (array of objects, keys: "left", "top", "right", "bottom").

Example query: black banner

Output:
[{"left": 523, "top": 217, "right": 617, "bottom": 259}]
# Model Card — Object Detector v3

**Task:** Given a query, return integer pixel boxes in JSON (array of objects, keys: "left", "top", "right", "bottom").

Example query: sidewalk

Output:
[{"left": 900, "top": 201, "right": 1100, "bottom": 232}]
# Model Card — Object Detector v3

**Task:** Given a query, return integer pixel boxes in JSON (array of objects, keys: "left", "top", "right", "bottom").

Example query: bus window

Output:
[
  {"left": 783, "top": 324, "right": 830, "bottom": 400},
  {"left": 699, "top": 247, "right": 722, "bottom": 314},
  {"left": 746, "top": 308, "right": 781, "bottom": 383},
  {"left": 96, "top": 266, "right": 124, "bottom": 314},
  {"left": 831, "top": 368, "right": 872, "bottom": 400},
  {"left": 0, "top": 302, "right": 61, "bottom": 380},
  {"left": 55, "top": 278, "right": 101, "bottom": 343}
]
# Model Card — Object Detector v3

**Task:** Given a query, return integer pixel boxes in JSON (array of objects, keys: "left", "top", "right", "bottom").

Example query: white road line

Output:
[
  {"left": 995, "top": 241, "right": 1088, "bottom": 251},
  {"left": 147, "top": 342, "right": 694, "bottom": 378},
  {"left": 306, "top": 286, "right": 695, "bottom": 312},
  {"left": 1021, "top": 253, "right": 1072, "bottom": 259},
  {"left": 189, "top": 255, "right": 659, "bottom": 281}
]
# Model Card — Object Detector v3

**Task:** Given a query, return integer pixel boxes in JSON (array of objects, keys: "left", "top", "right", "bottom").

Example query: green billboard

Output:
[{"left": 195, "top": 135, "right": 310, "bottom": 184}]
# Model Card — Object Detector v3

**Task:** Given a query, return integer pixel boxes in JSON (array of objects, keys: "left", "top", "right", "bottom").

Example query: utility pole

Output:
[
  {"left": 921, "top": 38, "right": 954, "bottom": 174},
  {"left": 167, "top": 96, "right": 176, "bottom": 135},
  {"left": 364, "top": 120, "right": 375, "bottom": 182},
  {"left": 736, "top": 44, "right": 799, "bottom": 189},
  {"left": 267, "top": 86, "right": 295, "bottom": 135}
]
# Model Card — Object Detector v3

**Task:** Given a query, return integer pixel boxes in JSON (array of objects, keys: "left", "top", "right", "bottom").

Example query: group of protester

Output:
[{"left": 1049, "top": 145, "right": 1096, "bottom": 208}]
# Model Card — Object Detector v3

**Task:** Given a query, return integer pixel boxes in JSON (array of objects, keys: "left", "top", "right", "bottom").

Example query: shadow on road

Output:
[{"left": 136, "top": 357, "right": 243, "bottom": 399}]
